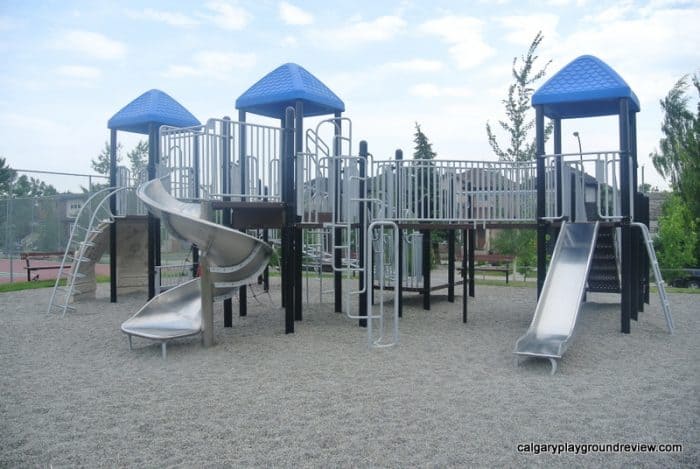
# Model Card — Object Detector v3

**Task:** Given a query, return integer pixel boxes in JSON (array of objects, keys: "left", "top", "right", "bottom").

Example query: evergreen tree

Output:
[
  {"left": 413, "top": 122, "right": 436, "bottom": 161},
  {"left": 91, "top": 141, "right": 122, "bottom": 175},
  {"left": 486, "top": 31, "right": 552, "bottom": 161},
  {"left": 127, "top": 140, "right": 149, "bottom": 177}
]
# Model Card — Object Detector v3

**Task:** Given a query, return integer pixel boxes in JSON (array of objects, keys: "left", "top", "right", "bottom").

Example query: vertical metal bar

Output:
[
  {"left": 238, "top": 113, "right": 248, "bottom": 318},
  {"left": 191, "top": 134, "right": 200, "bottom": 278},
  {"left": 395, "top": 149, "right": 404, "bottom": 318},
  {"left": 294, "top": 101, "right": 303, "bottom": 321},
  {"left": 333, "top": 112, "right": 342, "bottom": 313},
  {"left": 109, "top": 129, "right": 118, "bottom": 303},
  {"left": 422, "top": 229, "right": 430, "bottom": 310},
  {"left": 358, "top": 141, "right": 368, "bottom": 327},
  {"left": 147, "top": 124, "right": 159, "bottom": 300},
  {"left": 283, "top": 108, "right": 295, "bottom": 333},
  {"left": 460, "top": 229, "right": 467, "bottom": 322},
  {"left": 448, "top": 229, "right": 455, "bottom": 302},
  {"left": 535, "top": 106, "right": 547, "bottom": 299},
  {"left": 619, "top": 98, "right": 632, "bottom": 334},
  {"left": 222, "top": 117, "right": 233, "bottom": 326}
]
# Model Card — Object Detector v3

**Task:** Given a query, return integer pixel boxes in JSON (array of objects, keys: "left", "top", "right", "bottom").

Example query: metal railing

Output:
[{"left": 159, "top": 118, "right": 283, "bottom": 202}]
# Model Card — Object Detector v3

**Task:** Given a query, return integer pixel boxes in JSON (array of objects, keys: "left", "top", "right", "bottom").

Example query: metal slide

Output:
[
  {"left": 514, "top": 221, "right": 599, "bottom": 374},
  {"left": 121, "top": 178, "right": 272, "bottom": 358}
]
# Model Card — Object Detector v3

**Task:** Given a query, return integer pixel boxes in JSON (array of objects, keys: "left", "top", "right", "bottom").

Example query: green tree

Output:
[
  {"left": 0, "top": 157, "right": 16, "bottom": 197},
  {"left": 656, "top": 194, "right": 698, "bottom": 276},
  {"left": 492, "top": 229, "right": 536, "bottom": 281},
  {"left": 91, "top": 141, "right": 122, "bottom": 175},
  {"left": 651, "top": 74, "right": 700, "bottom": 260},
  {"left": 413, "top": 122, "right": 437, "bottom": 216},
  {"left": 650, "top": 75, "right": 700, "bottom": 218},
  {"left": 127, "top": 140, "right": 148, "bottom": 177},
  {"left": 486, "top": 31, "right": 552, "bottom": 161}
]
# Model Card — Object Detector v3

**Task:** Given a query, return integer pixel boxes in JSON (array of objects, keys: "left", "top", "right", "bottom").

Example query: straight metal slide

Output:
[{"left": 514, "top": 221, "right": 599, "bottom": 374}]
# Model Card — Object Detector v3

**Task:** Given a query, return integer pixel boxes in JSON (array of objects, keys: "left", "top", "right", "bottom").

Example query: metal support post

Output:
[
  {"left": 422, "top": 229, "right": 431, "bottom": 310},
  {"left": 358, "top": 141, "right": 368, "bottom": 327}
]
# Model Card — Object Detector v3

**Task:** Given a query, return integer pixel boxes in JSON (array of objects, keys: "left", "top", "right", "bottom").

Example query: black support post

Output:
[
  {"left": 109, "top": 129, "right": 117, "bottom": 303},
  {"left": 333, "top": 112, "right": 343, "bottom": 313},
  {"left": 358, "top": 141, "right": 368, "bottom": 327},
  {"left": 535, "top": 106, "right": 547, "bottom": 299},
  {"left": 238, "top": 111, "right": 248, "bottom": 318},
  {"left": 447, "top": 229, "right": 455, "bottom": 303},
  {"left": 395, "top": 149, "right": 404, "bottom": 318},
  {"left": 294, "top": 101, "right": 303, "bottom": 321},
  {"left": 221, "top": 117, "right": 233, "bottom": 326},
  {"left": 147, "top": 123, "right": 160, "bottom": 300},
  {"left": 282, "top": 108, "right": 295, "bottom": 334},
  {"left": 619, "top": 99, "right": 632, "bottom": 334},
  {"left": 422, "top": 229, "right": 431, "bottom": 310},
  {"left": 462, "top": 229, "right": 468, "bottom": 323}
]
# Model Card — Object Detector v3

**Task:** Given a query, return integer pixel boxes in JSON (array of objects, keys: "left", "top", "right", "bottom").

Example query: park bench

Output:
[
  {"left": 20, "top": 252, "right": 70, "bottom": 282},
  {"left": 459, "top": 254, "right": 514, "bottom": 283}
]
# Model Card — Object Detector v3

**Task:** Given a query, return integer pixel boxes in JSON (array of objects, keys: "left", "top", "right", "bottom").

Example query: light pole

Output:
[{"left": 573, "top": 131, "right": 582, "bottom": 155}]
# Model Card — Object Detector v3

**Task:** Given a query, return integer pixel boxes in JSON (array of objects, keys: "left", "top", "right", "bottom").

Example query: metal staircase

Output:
[
  {"left": 587, "top": 226, "right": 620, "bottom": 293},
  {"left": 47, "top": 187, "right": 125, "bottom": 316}
]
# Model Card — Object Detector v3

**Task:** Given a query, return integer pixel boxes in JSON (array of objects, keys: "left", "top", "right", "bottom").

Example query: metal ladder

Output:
[
  {"left": 632, "top": 222, "right": 674, "bottom": 334},
  {"left": 47, "top": 187, "right": 124, "bottom": 316}
]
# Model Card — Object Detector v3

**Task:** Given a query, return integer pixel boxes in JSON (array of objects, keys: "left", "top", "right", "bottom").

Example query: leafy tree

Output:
[
  {"left": 0, "top": 157, "right": 16, "bottom": 197},
  {"left": 486, "top": 31, "right": 552, "bottom": 161},
  {"left": 492, "top": 228, "right": 536, "bottom": 281},
  {"left": 656, "top": 194, "right": 698, "bottom": 276},
  {"left": 651, "top": 74, "right": 700, "bottom": 260},
  {"left": 11, "top": 175, "right": 57, "bottom": 197},
  {"left": 413, "top": 122, "right": 437, "bottom": 216},
  {"left": 650, "top": 75, "right": 700, "bottom": 219}
]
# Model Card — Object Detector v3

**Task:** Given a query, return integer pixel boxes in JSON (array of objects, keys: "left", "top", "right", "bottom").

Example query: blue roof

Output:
[
  {"left": 532, "top": 55, "right": 640, "bottom": 119},
  {"left": 108, "top": 89, "right": 200, "bottom": 134},
  {"left": 236, "top": 63, "right": 344, "bottom": 118}
]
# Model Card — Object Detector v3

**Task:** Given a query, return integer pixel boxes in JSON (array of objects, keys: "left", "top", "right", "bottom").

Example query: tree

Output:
[
  {"left": 651, "top": 74, "right": 700, "bottom": 260},
  {"left": 127, "top": 140, "right": 149, "bottom": 177},
  {"left": 0, "top": 157, "right": 16, "bottom": 197},
  {"left": 651, "top": 75, "right": 700, "bottom": 216},
  {"left": 486, "top": 31, "right": 552, "bottom": 161},
  {"left": 91, "top": 141, "right": 122, "bottom": 175},
  {"left": 656, "top": 194, "right": 698, "bottom": 276},
  {"left": 413, "top": 122, "right": 436, "bottom": 161},
  {"left": 492, "top": 228, "right": 536, "bottom": 281}
]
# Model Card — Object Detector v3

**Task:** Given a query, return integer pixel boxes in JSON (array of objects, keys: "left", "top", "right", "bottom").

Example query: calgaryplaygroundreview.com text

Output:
[{"left": 517, "top": 442, "right": 683, "bottom": 455}]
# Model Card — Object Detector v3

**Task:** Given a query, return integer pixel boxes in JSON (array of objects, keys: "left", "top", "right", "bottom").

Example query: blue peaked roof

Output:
[
  {"left": 236, "top": 63, "right": 345, "bottom": 118},
  {"left": 532, "top": 55, "right": 640, "bottom": 119},
  {"left": 108, "top": 89, "right": 200, "bottom": 134}
]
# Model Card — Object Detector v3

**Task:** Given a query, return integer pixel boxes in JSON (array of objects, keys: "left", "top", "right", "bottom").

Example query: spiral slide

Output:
[{"left": 121, "top": 178, "right": 272, "bottom": 358}]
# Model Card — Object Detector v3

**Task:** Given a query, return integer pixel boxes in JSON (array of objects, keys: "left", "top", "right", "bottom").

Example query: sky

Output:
[{"left": 1, "top": 0, "right": 699, "bottom": 191}]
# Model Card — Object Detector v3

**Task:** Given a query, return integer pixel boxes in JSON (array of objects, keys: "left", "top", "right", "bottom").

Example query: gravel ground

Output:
[{"left": 1, "top": 277, "right": 698, "bottom": 467}]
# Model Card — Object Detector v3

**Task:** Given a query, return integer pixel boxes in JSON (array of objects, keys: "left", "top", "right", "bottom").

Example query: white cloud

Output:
[
  {"left": 419, "top": 16, "right": 494, "bottom": 69},
  {"left": 55, "top": 30, "right": 126, "bottom": 60},
  {"left": 410, "top": 83, "right": 473, "bottom": 98},
  {"left": 164, "top": 50, "right": 256, "bottom": 79},
  {"left": 313, "top": 15, "right": 406, "bottom": 47},
  {"left": 383, "top": 59, "right": 444, "bottom": 72},
  {"left": 127, "top": 8, "right": 199, "bottom": 27},
  {"left": 56, "top": 65, "right": 102, "bottom": 80},
  {"left": 497, "top": 14, "right": 559, "bottom": 45},
  {"left": 279, "top": 2, "right": 313, "bottom": 25},
  {"left": 281, "top": 35, "right": 298, "bottom": 47},
  {"left": 201, "top": 1, "right": 251, "bottom": 30}
]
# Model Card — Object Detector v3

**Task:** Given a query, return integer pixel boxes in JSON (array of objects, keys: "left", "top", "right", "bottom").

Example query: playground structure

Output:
[{"left": 48, "top": 57, "right": 673, "bottom": 372}]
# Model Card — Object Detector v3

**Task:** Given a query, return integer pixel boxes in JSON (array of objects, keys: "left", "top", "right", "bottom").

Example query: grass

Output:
[
  {"left": 2, "top": 272, "right": 698, "bottom": 295},
  {"left": 0, "top": 275, "right": 110, "bottom": 293}
]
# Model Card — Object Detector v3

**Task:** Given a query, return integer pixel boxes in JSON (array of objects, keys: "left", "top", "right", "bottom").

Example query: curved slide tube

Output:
[
  {"left": 121, "top": 178, "right": 272, "bottom": 358},
  {"left": 514, "top": 222, "right": 599, "bottom": 374}
]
